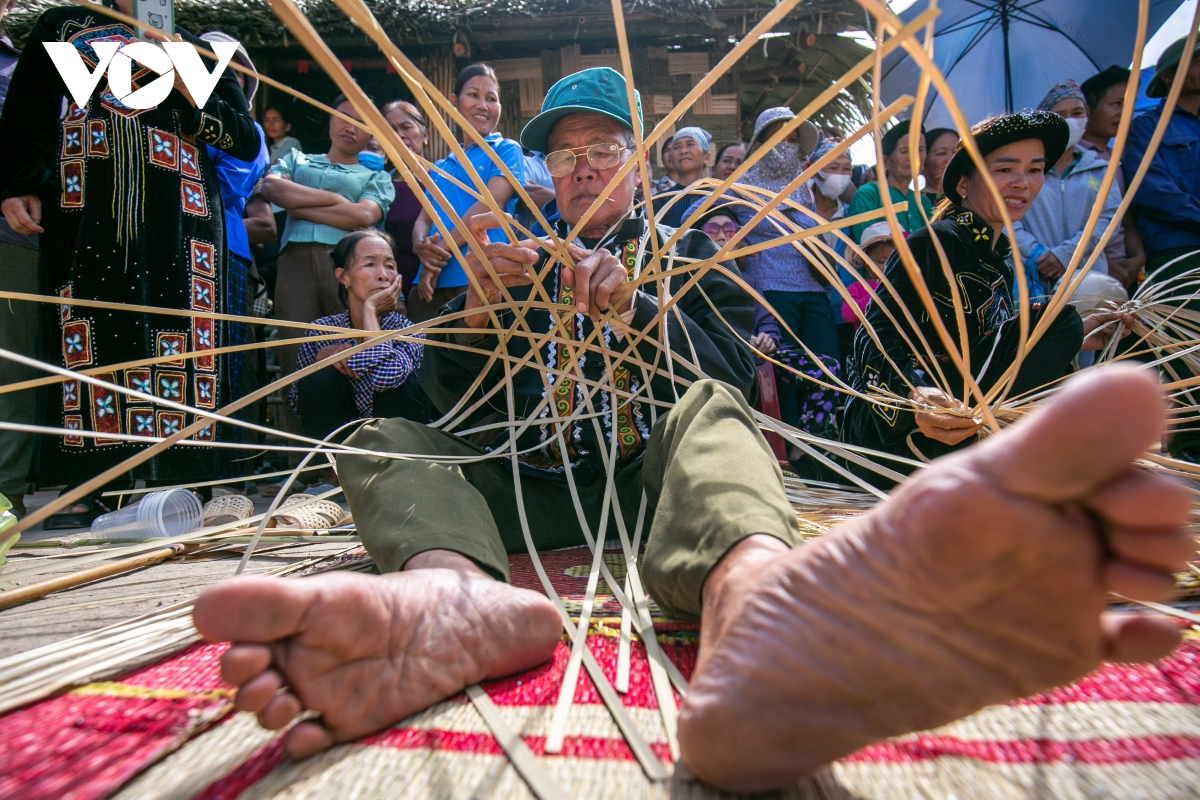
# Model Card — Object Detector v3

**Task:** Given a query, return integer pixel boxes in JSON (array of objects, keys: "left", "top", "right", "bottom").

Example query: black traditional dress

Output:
[
  {"left": 0, "top": 7, "right": 260, "bottom": 486},
  {"left": 842, "top": 207, "right": 1084, "bottom": 482}
]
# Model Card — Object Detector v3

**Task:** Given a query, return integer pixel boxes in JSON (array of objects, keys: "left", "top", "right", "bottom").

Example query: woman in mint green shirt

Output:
[
  {"left": 848, "top": 121, "right": 934, "bottom": 243},
  {"left": 260, "top": 94, "right": 395, "bottom": 396}
]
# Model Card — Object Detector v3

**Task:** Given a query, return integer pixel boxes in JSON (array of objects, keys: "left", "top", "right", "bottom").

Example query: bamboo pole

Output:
[{"left": 0, "top": 543, "right": 198, "bottom": 612}]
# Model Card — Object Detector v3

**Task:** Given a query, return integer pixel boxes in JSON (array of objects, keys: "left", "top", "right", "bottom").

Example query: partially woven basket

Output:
[
  {"left": 201, "top": 493, "right": 255, "bottom": 527},
  {"left": 269, "top": 494, "right": 350, "bottom": 530}
]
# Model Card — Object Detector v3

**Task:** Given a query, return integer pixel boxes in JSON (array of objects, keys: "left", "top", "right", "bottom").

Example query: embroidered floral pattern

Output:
[
  {"left": 181, "top": 180, "right": 208, "bottom": 217},
  {"left": 128, "top": 408, "right": 156, "bottom": 437},
  {"left": 148, "top": 128, "right": 179, "bottom": 169},
  {"left": 62, "top": 320, "right": 92, "bottom": 368},
  {"left": 60, "top": 160, "right": 84, "bottom": 208}
]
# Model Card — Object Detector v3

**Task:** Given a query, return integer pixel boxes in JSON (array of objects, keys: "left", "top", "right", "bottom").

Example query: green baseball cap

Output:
[
  {"left": 1147, "top": 35, "right": 1200, "bottom": 99},
  {"left": 520, "top": 67, "right": 643, "bottom": 153}
]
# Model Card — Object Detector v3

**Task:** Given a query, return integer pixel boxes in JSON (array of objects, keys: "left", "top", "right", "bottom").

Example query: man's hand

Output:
[
  {"left": 413, "top": 233, "right": 451, "bottom": 271},
  {"left": 315, "top": 343, "right": 357, "bottom": 378},
  {"left": 561, "top": 243, "right": 633, "bottom": 322},
  {"left": 1036, "top": 251, "right": 1066, "bottom": 281},
  {"left": 2, "top": 196, "right": 43, "bottom": 234},
  {"left": 1081, "top": 308, "right": 1132, "bottom": 352},
  {"left": 750, "top": 332, "right": 777, "bottom": 356},
  {"left": 910, "top": 386, "right": 983, "bottom": 446},
  {"left": 461, "top": 212, "right": 538, "bottom": 330},
  {"left": 415, "top": 268, "right": 440, "bottom": 303}
]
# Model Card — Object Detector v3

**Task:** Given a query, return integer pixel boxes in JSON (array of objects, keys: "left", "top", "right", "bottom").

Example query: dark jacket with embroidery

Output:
[
  {"left": 842, "top": 208, "right": 1048, "bottom": 466},
  {"left": 420, "top": 215, "right": 756, "bottom": 484},
  {"left": 0, "top": 7, "right": 259, "bottom": 483}
]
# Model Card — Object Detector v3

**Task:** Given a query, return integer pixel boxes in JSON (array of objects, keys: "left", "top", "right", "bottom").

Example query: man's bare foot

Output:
[
  {"left": 678, "top": 365, "right": 1195, "bottom": 792},
  {"left": 193, "top": 567, "right": 562, "bottom": 758}
]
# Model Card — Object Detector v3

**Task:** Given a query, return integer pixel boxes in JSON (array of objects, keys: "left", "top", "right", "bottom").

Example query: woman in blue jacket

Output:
[{"left": 409, "top": 63, "right": 525, "bottom": 321}]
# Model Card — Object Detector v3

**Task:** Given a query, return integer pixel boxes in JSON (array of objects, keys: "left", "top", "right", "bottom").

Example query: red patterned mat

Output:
[{"left": 3, "top": 547, "right": 1200, "bottom": 799}]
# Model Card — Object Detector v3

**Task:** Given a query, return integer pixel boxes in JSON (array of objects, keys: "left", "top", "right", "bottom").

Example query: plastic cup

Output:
[{"left": 89, "top": 489, "right": 203, "bottom": 540}]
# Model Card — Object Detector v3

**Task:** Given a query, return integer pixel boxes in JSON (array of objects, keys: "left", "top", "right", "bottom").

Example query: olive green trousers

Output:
[{"left": 337, "top": 380, "right": 799, "bottom": 620}]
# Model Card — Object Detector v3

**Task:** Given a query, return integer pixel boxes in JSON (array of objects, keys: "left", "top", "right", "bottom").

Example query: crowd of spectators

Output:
[{"left": 0, "top": 0, "right": 1197, "bottom": 522}]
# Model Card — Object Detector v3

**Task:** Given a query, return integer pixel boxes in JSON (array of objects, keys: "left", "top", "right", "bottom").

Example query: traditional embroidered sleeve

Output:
[
  {"left": 0, "top": 9, "right": 73, "bottom": 201},
  {"left": 345, "top": 313, "right": 424, "bottom": 393},
  {"left": 180, "top": 30, "right": 260, "bottom": 161}
]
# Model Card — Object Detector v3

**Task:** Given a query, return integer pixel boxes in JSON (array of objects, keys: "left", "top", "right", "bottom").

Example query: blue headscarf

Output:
[{"left": 672, "top": 126, "right": 712, "bottom": 152}]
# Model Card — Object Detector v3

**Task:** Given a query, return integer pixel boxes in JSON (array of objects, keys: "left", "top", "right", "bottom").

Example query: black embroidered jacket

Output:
[{"left": 0, "top": 7, "right": 260, "bottom": 483}]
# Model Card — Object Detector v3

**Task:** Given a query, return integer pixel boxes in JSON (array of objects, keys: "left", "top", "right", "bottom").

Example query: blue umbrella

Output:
[{"left": 880, "top": 0, "right": 1180, "bottom": 129}]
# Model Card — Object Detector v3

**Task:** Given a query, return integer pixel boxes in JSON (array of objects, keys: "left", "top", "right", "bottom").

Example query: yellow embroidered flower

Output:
[{"left": 972, "top": 227, "right": 990, "bottom": 242}]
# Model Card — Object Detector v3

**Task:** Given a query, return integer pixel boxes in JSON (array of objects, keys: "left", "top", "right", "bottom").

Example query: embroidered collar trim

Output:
[{"left": 951, "top": 207, "right": 1011, "bottom": 259}]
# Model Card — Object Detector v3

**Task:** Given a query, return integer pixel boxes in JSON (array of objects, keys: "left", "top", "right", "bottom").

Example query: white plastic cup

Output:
[{"left": 89, "top": 489, "right": 203, "bottom": 540}]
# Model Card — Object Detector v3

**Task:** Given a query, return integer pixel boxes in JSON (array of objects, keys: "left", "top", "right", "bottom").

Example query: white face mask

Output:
[
  {"left": 1064, "top": 116, "right": 1088, "bottom": 153},
  {"left": 909, "top": 173, "right": 927, "bottom": 193},
  {"left": 815, "top": 171, "right": 851, "bottom": 199}
]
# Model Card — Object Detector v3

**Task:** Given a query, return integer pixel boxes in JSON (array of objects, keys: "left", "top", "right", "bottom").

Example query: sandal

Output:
[
  {"left": 202, "top": 493, "right": 256, "bottom": 527},
  {"left": 42, "top": 496, "right": 111, "bottom": 531},
  {"left": 269, "top": 493, "right": 351, "bottom": 530}
]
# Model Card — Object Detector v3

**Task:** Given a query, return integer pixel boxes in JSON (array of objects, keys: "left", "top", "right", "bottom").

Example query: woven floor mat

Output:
[{"left": 3, "top": 546, "right": 1200, "bottom": 798}]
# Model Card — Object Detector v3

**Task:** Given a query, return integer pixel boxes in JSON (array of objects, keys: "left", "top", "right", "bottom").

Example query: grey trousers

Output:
[
  {"left": 338, "top": 380, "right": 800, "bottom": 621},
  {"left": 0, "top": 241, "right": 39, "bottom": 497}
]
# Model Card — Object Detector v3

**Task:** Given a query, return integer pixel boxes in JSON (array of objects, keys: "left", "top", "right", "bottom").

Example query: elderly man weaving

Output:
[{"left": 195, "top": 69, "right": 1193, "bottom": 793}]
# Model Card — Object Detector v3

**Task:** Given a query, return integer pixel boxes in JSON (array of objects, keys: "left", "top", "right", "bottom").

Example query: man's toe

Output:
[
  {"left": 283, "top": 720, "right": 335, "bottom": 759},
  {"left": 195, "top": 577, "right": 312, "bottom": 643},
  {"left": 1105, "top": 560, "right": 1179, "bottom": 602},
  {"left": 977, "top": 365, "right": 1165, "bottom": 502},
  {"left": 258, "top": 692, "right": 303, "bottom": 730},
  {"left": 234, "top": 669, "right": 283, "bottom": 713},
  {"left": 221, "top": 644, "right": 273, "bottom": 685},
  {"left": 1102, "top": 612, "right": 1182, "bottom": 663}
]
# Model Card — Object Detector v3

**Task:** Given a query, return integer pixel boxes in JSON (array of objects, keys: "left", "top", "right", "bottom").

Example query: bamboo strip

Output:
[{"left": 464, "top": 685, "right": 571, "bottom": 800}]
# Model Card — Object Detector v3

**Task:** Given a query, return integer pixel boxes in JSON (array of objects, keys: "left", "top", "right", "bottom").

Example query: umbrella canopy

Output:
[{"left": 880, "top": 0, "right": 1180, "bottom": 129}]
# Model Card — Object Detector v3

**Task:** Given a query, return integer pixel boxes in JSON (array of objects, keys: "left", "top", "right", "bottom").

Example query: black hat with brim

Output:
[
  {"left": 941, "top": 110, "right": 1070, "bottom": 207},
  {"left": 1147, "top": 35, "right": 1200, "bottom": 99},
  {"left": 689, "top": 203, "right": 740, "bottom": 231},
  {"left": 881, "top": 119, "right": 925, "bottom": 157}
]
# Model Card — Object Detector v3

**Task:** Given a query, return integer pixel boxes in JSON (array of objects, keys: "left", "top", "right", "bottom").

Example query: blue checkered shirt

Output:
[{"left": 289, "top": 311, "right": 424, "bottom": 417}]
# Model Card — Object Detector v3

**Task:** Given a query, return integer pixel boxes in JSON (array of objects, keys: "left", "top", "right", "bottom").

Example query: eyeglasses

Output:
[
  {"left": 545, "top": 143, "right": 631, "bottom": 177},
  {"left": 702, "top": 222, "right": 739, "bottom": 239}
]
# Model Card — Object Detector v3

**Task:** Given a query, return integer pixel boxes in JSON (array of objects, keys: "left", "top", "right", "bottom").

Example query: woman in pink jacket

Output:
[{"left": 842, "top": 222, "right": 898, "bottom": 328}]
